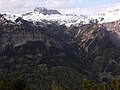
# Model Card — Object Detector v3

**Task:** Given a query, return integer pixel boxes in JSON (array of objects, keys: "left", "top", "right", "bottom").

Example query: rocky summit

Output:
[{"left": 34, "top": 7, "right": 62, "bottom": 15}]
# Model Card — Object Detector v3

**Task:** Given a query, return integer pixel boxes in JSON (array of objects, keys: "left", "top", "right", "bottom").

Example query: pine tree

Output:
[{"left": 82, "top": 79, "right": 92, "bottom": 90}]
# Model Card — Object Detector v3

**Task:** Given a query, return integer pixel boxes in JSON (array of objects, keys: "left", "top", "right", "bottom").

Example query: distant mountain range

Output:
[{"left": 0, "top": 7, "right": 120, "bottom": 27}]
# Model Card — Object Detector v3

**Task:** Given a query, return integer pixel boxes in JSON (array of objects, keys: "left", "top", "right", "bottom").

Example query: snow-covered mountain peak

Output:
[
  {"left": 34, "top": 7, "right": 46, "bottom": 11},
  {"left": 0, "top": 12, "right": 20, "bottom": 22},
  {"left": 1, "top": 7, "right": 120, "bottom": 27},
  {"left": 33, "top": 7, "right": 62, "bottom": 15},
  {"left": 22, "top": 7, "right": 87, "bottom": 27},
  {"left": 108, "top": 8, "right": 120, "bottom": 13},
  {"left": 88, "top": 8, "right": 120, "bottom": 24}
]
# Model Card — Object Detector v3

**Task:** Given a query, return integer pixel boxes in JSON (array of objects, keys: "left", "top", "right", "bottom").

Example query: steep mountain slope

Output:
[
  {"left": 74, "top": 23, "right": 120, "bottom": 76},
  {"left": 0, "top": 15, "right": 90, "bottom": 90},
  {"left": 103, "top": 20, "right": 120, "bottom": 47},
  {"left": 0, "top": 12, "right": 120, "bottom": 89}
]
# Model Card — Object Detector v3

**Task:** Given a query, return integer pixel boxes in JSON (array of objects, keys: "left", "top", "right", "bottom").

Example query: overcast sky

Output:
[{"left": 0, "top": 0, "right": 120, "bottom": 15}]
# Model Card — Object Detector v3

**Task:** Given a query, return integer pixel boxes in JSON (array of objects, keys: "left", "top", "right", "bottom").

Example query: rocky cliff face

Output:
[
  {"left": 33, "top": 7, "right": 62, "bottom": 15},
  {"left": 67, "top": 22, "right": 120, "bottom": 77},
  {"left": 0, "top": 16, "right": 80, "bottom": 68},
  {"left": 103, "top": 20, "right": 120, "bottom": 47},
  {"left": 0, "top": 17, "right": 65, "bottom": 56},
  {"left": 0, "top": 15, "right": 120, "bottom": 87}
]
